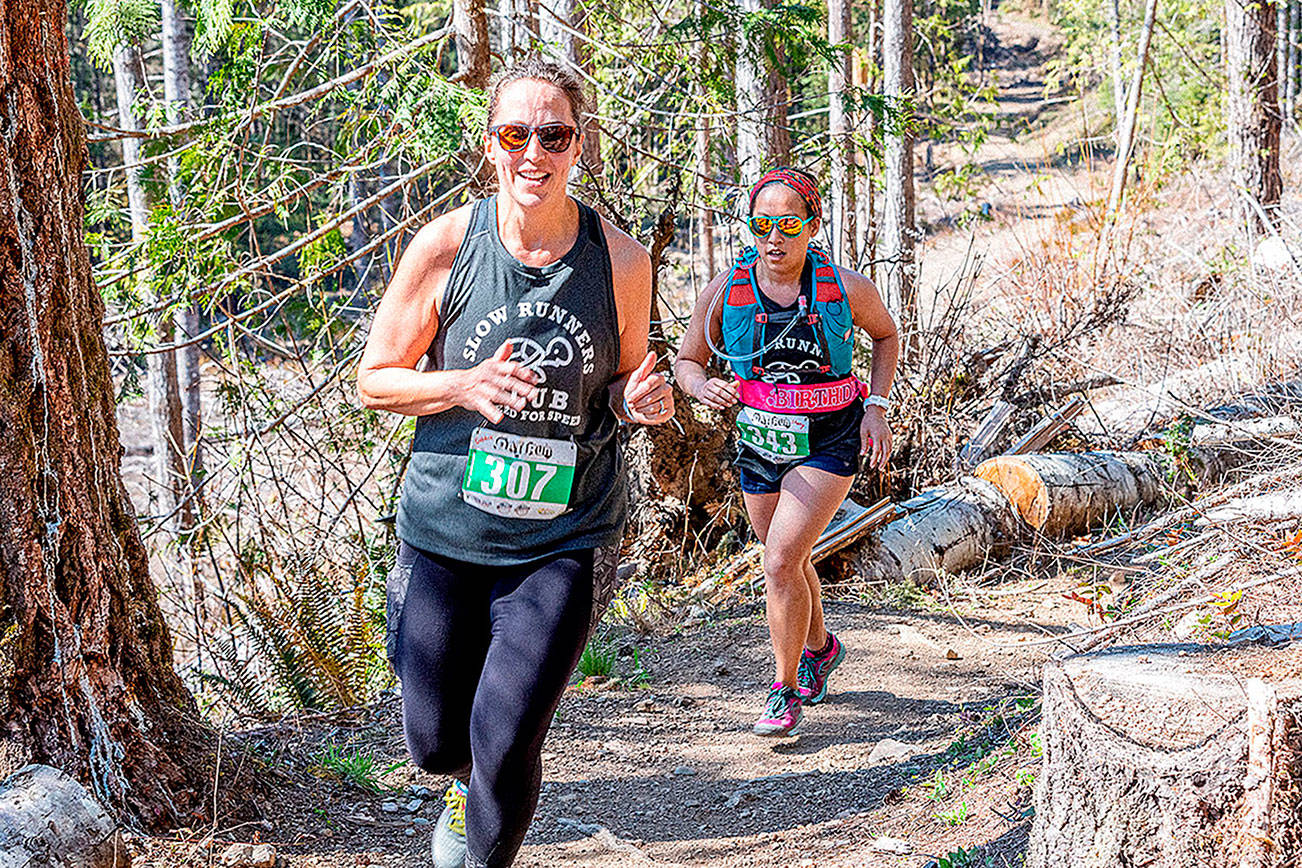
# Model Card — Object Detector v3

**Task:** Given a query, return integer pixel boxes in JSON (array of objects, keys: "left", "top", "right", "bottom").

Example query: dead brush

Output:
[{"left": 880, "top": 207, "right": 1144, "bottom": 499}]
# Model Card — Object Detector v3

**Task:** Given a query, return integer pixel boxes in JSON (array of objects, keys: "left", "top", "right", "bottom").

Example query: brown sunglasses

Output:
[{"left": 488, "top": 123, "right": 579, "bottom": 153}]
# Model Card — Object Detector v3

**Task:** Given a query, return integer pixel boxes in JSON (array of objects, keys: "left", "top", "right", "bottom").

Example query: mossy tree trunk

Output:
[{"left": 0, "top": 0, "right": 221, "bottom": 830}]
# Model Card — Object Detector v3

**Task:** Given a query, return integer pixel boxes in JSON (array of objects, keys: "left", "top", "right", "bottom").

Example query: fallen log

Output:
[
  {"left": 1195, "top": 489, "right": 1302, "bottom": 526},
  {"left": 975, "top": 451, "right": 1163, "bottom": 536},
  {"left": 846, "top": 477, "right": 1020, "bottom": 583},
  {"left": 1028, "top": 645, "right": 1302, "bottom": 868},
  {"left": 1189, "top": 414, "right": 1301, "bottom": 445},
  {"left": 0, "top": 764, "right": 127, "bottom": 868}
]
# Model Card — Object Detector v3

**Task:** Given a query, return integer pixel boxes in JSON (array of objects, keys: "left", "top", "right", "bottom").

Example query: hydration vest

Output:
[{"left": 719, "top": 246, "right": 855, "bottom": 382}]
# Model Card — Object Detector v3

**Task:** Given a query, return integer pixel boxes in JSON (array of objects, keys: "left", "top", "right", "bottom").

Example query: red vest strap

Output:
[
  {"left": 725, "top": 263, "right": 756, "bottom": 306},
  {"left": 813, "top": 264, "right": 840, "bottom": 303}
]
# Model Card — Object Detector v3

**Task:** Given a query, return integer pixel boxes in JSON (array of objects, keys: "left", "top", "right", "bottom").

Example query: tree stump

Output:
[
  {"left": 1029, "top": 644, "right": 1302, "bottom": 867},
  {"left": 0, "top": 764, "right": 127, "bottom": 868}
]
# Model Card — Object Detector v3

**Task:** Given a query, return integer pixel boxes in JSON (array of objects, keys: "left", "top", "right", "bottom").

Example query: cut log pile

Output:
[{"left": 691, "top": 399, "right": 1299, "bottom": 598}]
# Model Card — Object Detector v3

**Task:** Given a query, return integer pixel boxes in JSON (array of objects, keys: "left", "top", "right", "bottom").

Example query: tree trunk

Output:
[
  {"left": 161, "top": 0, "right": 206, "bottom": 655},
  {"left": 857, "top": 15, "right": 879, "bottom": 278},
  {"left": 1288, "top": 0, "right": 1298, "bottom": 123},
  {"left": 1107, "top": 0, "right": 1126, "bottom": 124},
  {"left": 735, "top": 0, "right": 789, "bottom": 180},
  {"left": 828, "top": 0, "right": 856, "bottom": 265},
  {"left": 1029, "top": 647, "right": 1302, "bottom": 867},
  {"left": 499, "top": 0, "right": 536, "bottom": 63},
  {"left": 882, "top": 0, "right": 917, "bottom": 344},
  {"left": 0, "top": 0, "right": 224, "bottom": 828},
  {"left": 112, "top": 43, "right": 191, "bottom": 536},
  {"left": 538, "top": 0, "right": 602, "bottom": 176},
  {"left": 695, "top": 111, "right": 716, "bottom": 282},
  {"left": 1105, "top": 0, "right": 1157, "bottom": 217},
  {"left": 695, "top": 0, "right": 715, "bottom": 282},
  {"left": 0, "top": 765, "right": 127, "bottom": 868},
  {"left": 1279, "top": 0, "right": 1290, "bottom": 114},
  {"left": 453, "top": 0, "right": 491, "bottom": 87},
  {"left": 1226, "top": 0, "right": 1283, "bottom": 233}
]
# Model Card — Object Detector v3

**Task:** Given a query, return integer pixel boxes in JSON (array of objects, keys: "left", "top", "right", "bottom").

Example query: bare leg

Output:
[
  {"left": 743, "top": 490, "right": 832, "bottom": 659},
  {"left": 802, "top": 557, "right": 827, "bottom": 652},
  {"left": 757, "top": 467, "right": 853, "bottom": 686}
]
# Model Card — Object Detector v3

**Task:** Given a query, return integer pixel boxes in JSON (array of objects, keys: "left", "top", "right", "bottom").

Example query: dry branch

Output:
[{"left": 1006, "top": 395, "right": 1087, "bottom": 455}]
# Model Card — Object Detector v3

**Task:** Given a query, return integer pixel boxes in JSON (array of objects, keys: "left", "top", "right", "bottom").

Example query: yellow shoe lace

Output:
[{"left": 444, "top": 783, "right": 467, "bottom": 837}]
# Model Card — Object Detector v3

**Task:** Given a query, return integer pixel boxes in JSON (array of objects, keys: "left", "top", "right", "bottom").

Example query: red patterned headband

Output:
[{"left": 748, "top": 168, "right": 822, "bottom": 221}]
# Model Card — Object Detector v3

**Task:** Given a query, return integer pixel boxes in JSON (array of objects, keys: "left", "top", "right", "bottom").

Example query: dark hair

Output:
[{"left": 487, "top": 61, "right": 589, "bottom": 130}]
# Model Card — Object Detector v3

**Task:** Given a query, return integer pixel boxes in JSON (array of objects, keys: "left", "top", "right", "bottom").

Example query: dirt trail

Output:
[
  {"left": 129, "top": 585, "right": 1074, "bottom": 867},
  {"left": 514, "top": 595, "right": 1061, "bottom": 868}
]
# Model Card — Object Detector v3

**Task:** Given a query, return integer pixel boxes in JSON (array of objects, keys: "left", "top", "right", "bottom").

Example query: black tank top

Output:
[{"left": 396, "top": 196, "right": 626, "bottom": 565}]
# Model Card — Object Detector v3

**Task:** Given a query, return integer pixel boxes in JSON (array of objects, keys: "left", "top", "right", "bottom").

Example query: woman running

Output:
[
  {"left": 674, "top": 168, "right": 898, "bottom": 737},
  {"left": 357, "top": 61, "right": 673, "bottom": 868}
]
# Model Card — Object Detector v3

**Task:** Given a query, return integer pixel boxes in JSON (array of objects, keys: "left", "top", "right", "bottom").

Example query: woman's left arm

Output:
[
  {"left": 601, "top": 219, "right": 675, "bottom": 425},
  {"left": 842, "top": 270, "right": 900, "bottom": 470}
]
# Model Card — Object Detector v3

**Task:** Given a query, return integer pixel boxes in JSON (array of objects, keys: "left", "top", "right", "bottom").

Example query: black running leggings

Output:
[{"left": 394, "top": 544, "right": 594, "bottom": 868}]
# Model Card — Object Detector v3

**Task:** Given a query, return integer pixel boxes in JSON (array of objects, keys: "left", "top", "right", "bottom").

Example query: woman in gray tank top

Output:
[{"left": 357, "top": 61, "right": 674, "bottom": 868}]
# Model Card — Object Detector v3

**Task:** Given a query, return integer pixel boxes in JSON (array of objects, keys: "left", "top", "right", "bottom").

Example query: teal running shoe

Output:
[{"left": 797, "top": 631, "right": 845, "bottom": 705}]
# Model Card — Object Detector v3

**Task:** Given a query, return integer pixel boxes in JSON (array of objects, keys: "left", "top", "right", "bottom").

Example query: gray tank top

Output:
[{"left": 396, "top": 196, "right": 626, "bottom": 565}]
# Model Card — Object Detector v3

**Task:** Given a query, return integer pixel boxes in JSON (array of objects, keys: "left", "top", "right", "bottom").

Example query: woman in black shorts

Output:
[
  {"left": 357, "top": 61, "right": 673, "bottom": 867},
  {"left": 675, "top": 168, "right": 898, "bottom": 737}
]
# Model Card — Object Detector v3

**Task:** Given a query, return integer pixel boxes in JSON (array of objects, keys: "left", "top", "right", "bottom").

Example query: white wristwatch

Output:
[{"left": 864, "top": 394, "right": 892, "bottom": 411}]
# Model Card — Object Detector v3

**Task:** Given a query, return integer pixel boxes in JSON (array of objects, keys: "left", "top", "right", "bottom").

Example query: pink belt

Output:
[{"left": 736, "top": 376, "right": 868, "bottom": 414}]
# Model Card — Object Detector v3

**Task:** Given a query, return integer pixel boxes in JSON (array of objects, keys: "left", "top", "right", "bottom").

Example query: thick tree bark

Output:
[
  {"left": 828, "top": 0, "right": 856, "bottom": 265},
  {"left": 1029, "top": 647, "right": 1302, "bottom": 868},
  {"left": 0, "top": 0, "right": 222, "bottom": 828},
  {"left": 882, "top": 0, "right": 917, "bottom": 342},
  {"left": 1226, "top": 0, "right": 1283, "bottom": 233},
  {"left": 111, "top": 43, "right": 191, "bottom": 536}
]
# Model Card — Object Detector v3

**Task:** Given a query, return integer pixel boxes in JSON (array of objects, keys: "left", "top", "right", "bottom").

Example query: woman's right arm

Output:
[
  {"left": 673, "top": 273, "right": 739, "bottom": 410},
  {"left": 357, "top": 207, "right": 539, "bottom": 422}
]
